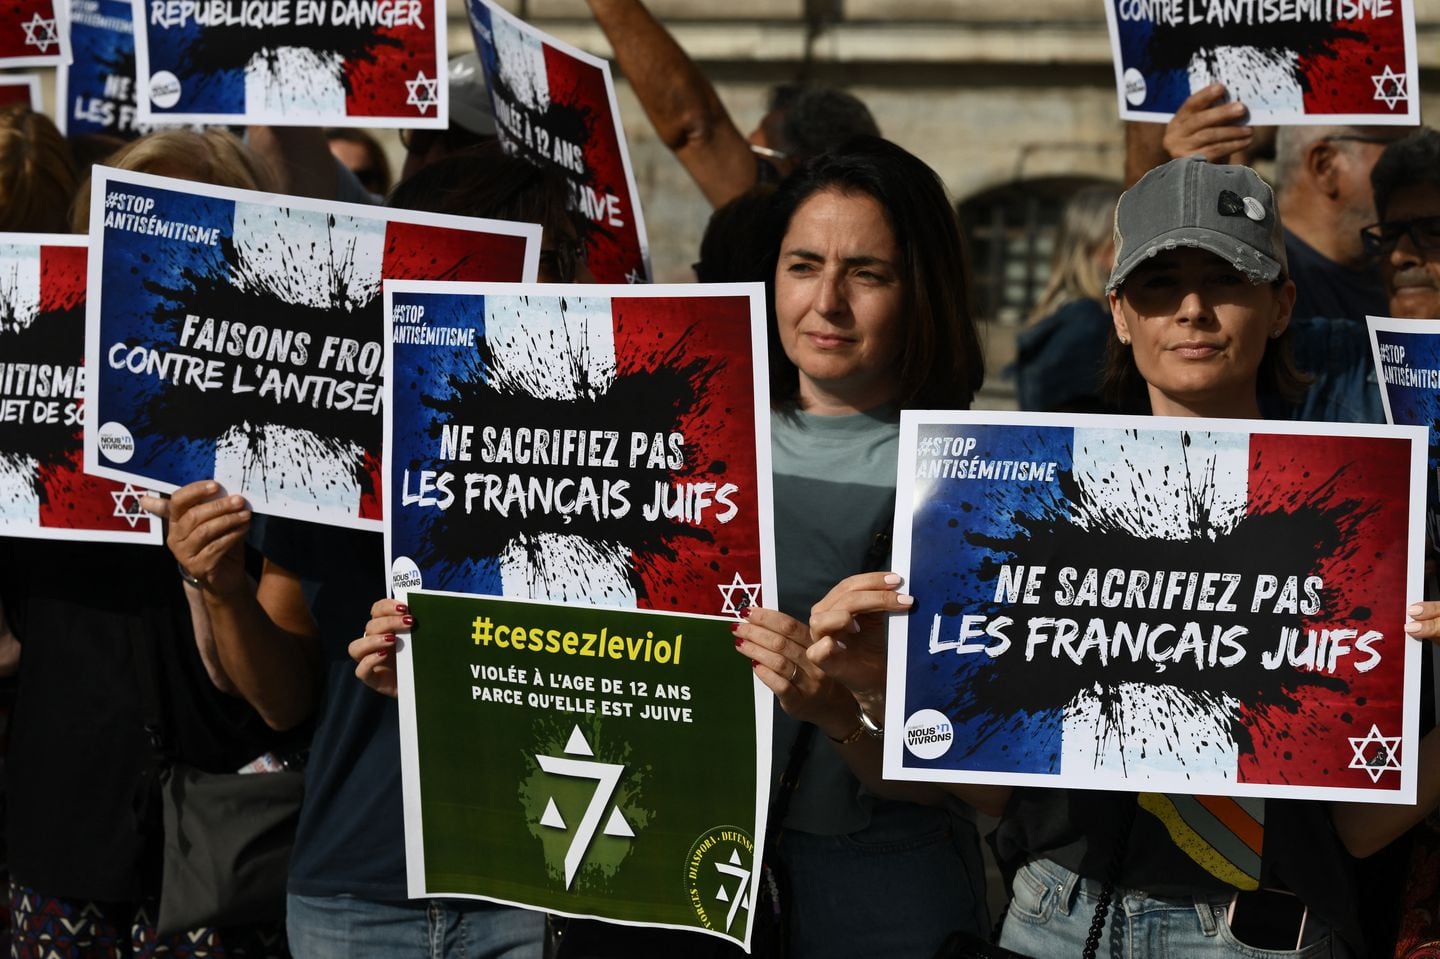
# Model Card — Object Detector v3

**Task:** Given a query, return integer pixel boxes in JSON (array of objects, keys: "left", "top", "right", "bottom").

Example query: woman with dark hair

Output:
[{"left": 722, "top": 137, "right": 991, "bottom": 958}]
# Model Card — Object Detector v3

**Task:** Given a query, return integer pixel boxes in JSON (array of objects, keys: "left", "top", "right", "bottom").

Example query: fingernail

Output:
[
  {"left": 402, "top": 615, "right": 414, "bottom": 626},
  {"left": 834, "top": 639, "right": 848, "bottom": 651},
  {"left": 883, "top": 573, "right": 902, "bottom": 586},
  {"left": 383, "top": 634, "right": 396, "bottom": 644},
  {"left": 1406, "top": 622, "right": 1422, "bottom": 634},
  {"left": 740, "top": 605, "right": 752, "bottom": 618},
  {"left": 376, "top": 647, "right": 390, "bottom": 657},
  {"left": 733, "top": 637, "right": 743, "bottom": 648},
  {"left": 1409, "top": 604, "right": 1424, "bottom": 615},
  {"left": 897, "top": 594, "right": 915, "bottom": 606},
  {"left": 396, "top": 603, "right": 409, "bottom": 614},
  {"left": 751, "top": 660, "right": 759, "bottom": 669},
  {"left": 848, "top": 618, "right": 861, "bottom": 634}
]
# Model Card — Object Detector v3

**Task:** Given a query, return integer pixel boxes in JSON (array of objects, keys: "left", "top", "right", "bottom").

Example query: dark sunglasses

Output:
[{"left": 1360, "top": 215, "right": 1440, "bottom": 257}]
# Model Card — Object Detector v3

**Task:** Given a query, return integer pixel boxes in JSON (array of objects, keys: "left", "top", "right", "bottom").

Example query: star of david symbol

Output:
[
  {"left": 1372, "top": 65, "right": 1408, "bottom": 110},
  {"left": 535, "top": 725, "right": 634, "bottom": 888},
  {"left": 1348, "top": 723, "right": 1402, "bottom": 783},
  {"left": 405, "top": 70, "right": 439, "bottom": 114},
  {"left": 718, "top": 572, "right": 762, "bottom": 618},
  {"left": 20, "top": 12, "right": 57, "bottom": 52},
  {"left": 712, "top": 848, "right": 752, "bottom": 933},
  {"left": 110, "top": 484, "right": 147, "bottom": 528}
]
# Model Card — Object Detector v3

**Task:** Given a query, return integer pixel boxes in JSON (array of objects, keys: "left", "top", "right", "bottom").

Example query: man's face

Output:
[
  {"left": 1331, "top": 133, "right": 1404, "bottom": 265},
  {"left": 1379, "top": 183, "right": 1440, "bottom": 320}
]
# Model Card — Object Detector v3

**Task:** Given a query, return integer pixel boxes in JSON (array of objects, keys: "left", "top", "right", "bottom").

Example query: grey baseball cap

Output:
[
  {"left": 448, "top": 53, "right": 498, "bottom": 138},
  {"left": 1105, "top": 155, "right": 1288, "bottom": 294}
]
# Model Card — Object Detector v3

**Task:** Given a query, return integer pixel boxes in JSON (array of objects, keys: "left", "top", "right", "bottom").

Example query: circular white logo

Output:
[
  {"left": 149, "top": 71, "right": 182, "bottom": 109},
  {"left": 391, "top": 555, "right": 422, "bottom": 594},
  {"left": 97, "top": 421, "right": 135, "bottom": 463},
  {"left": 903, "top": 709, "right": 955, "bottom": 760},
  {"left": 1123, "top": 67, "right": 1147, "bottom": 107}
]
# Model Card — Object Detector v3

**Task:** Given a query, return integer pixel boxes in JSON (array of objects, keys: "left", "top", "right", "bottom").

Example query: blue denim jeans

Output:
[
  {"left": 779, "top": 803, "right": 990, "bottom": 959},
  {"left": 286, "top": 893, "right": 545, "bottom": 959},
  {"left": 998, "top": 859, "right": 1351, "bottom": 959}
]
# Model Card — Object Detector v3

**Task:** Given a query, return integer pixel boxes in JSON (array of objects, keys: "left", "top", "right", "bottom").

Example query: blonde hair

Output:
[
  {"left": 0, "top": 106, "right": 78, "bottom": 233},
  {"left": 1026, "top": 184, "right": 1122, "bottom": 324},
  {"left": 71, "top": 128, "right": 277, "bottom": 232}
]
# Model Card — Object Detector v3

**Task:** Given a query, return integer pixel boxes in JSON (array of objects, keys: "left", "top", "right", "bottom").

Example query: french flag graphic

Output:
[
  {"left": 87, "top": 171, "right": 538, "bottom": 530},
  {"left": 386, "top": 286, "right": 766, "bottom": 618},
  {"left": 1108, "top": 0, "right": 1417, "bottom": 123},
  {"left": 0, "top": 236, "right": 159, "bottom": 543},
  {"left": 134, "top": 0, "right": 446, "bottom": 125},
  {"left": 899, "top": 418, "right": 1414, "bottom": 797}
]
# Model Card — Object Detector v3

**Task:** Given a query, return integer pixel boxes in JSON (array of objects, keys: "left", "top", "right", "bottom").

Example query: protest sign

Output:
[
  {"left": 385, "top": 280, "right": 773, "bottom": 943},
  {"left": 468, "top": 1, "right": 650, "bottom": 284},
  {"left": 383, "top": 282, "right": 773, "bottom": 614},
  {"left": 1370, "top": 316, "right": 1440, "bottom": 461},
  {"left": 131, "top": 0, "right": 447, "bottom": 126},
  {"left": 59, "top": 0, "right": 153, "bottom": 136},
  {"left": 1369, "top": 315, "right": 1440, "bottom": 725},
  {"left": 397, "top": 590, "right": 770, "bottom": 948},
  {"left": 1104, "top": 0, "right": 1419, "bottom": 124},
  {"left": 0, "top": 235, "right": 159, "bottom": 544},
  {"left": 0, "top": 74, "right": 40, "bottom": 111},
  {"left": 0, "top": 0, "right": 66, "bottom": 66},
  {"left": 884, "top": 411, "right": 1425, "bottom": 803},
  {"left": 85, "top": 168, "right": 541, "bottom": 531}
]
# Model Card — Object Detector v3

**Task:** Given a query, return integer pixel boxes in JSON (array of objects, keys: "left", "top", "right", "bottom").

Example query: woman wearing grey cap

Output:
[{"left": 811, "top": 156, "right": 1370, "bottom": 959}]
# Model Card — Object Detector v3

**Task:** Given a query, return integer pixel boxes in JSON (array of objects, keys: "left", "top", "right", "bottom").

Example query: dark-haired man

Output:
[{"left": 1368, "top": 128, "right": 1440, "bottom": 322}]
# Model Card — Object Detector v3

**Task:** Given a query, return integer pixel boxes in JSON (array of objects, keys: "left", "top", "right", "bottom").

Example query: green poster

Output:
[{"left": 399, "top": 590, "right": 770, "bottom": 948}]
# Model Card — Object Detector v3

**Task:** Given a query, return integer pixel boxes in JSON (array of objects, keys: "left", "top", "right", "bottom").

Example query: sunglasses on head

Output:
[{"left": 1360, "top": 215, "right": 1440, "bottom": 257}]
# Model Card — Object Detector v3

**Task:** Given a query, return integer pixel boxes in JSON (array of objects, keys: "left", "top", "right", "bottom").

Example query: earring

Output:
[
  {"left": 1118, "top": 335, "right": 1130, "bottom": 345},
  {"left": 1269, "top": 329, "right": 1282, "bottom": 339}
]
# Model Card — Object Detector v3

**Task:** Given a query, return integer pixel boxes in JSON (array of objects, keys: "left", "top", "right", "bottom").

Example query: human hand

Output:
[
  {"left": 806, "top": 572, "right": 914, "bottom": 724},
  {"left": 142, "top": 480, "right": 251, "bottom": 597},
  {"left": 733, "top": 606, "right": 857, "bottom": 738},
  {"left": 1406, "top": 601, "right": 1440, "bottom": 644},
  {"left": 349, "top": 597, "right": 410, "bottom": 697},
  {"left": 1162, "top": 83, "right": 1253, "bottom": 163}
]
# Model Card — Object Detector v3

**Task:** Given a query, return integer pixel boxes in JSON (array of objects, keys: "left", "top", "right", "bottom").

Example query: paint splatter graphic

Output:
[
  {"left": 471, "top": 0, "right": 650, "bottom": 283},
  {"left": 138, "top": 0, "right": 438, "bottom": 120},
  {"left": 92, "top": 175, "right": 534, "bottom": 526},
  {"left": 1110, "top": 0, "right": 1413, "bottom": 120},
  {"left": 389, "top": 290, "right": 764, "bottom": 616},
  {"left": 902, "top": 421, "right": 1411, "bottom": 792}
]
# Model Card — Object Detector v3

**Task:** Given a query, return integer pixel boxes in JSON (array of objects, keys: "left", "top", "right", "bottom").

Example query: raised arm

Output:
[
  {"left": 146, "top": 481, "right": 321, "bottom": 730},
  {"left": 1125, "top": 83, "right": 1255, "bottom": 184},
  {"left": 582, "top": 0, "right": 758, "bottom": 207}
]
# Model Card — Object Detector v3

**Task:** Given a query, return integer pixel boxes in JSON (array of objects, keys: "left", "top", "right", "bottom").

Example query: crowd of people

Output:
[{"left": 0, "top": 2, "right": 1437, "bottom": 958}]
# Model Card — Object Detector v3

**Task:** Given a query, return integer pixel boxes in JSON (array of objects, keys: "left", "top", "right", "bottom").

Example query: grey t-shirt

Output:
[{"left": 770, "top": 406, "right": 898, "bottom": 834}]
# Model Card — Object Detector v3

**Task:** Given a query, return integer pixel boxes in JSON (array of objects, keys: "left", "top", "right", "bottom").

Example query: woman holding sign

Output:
[
  {"left": 719, "top": 137, "right": 998, "bottom": 958},
  {"left": 809, "top": 156, "right": 1414, "bottom": 959}
]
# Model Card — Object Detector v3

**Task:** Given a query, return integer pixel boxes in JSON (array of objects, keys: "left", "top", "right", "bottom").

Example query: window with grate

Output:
[{"left": 958, "top": 176, "right": 1116, "bottom": 326}]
